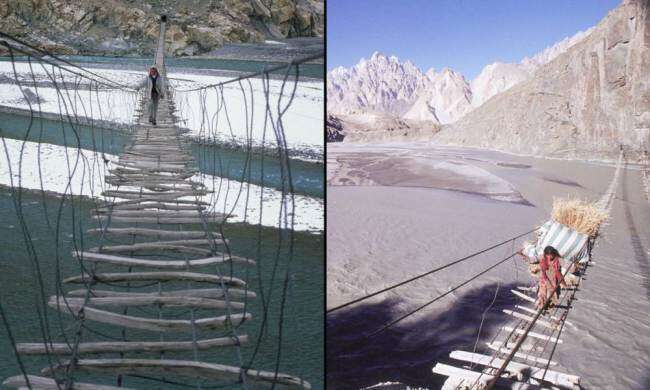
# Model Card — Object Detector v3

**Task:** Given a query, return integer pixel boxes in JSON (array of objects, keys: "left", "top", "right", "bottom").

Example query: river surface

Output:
[{"left": 0, "top": 55, "right": 324, "bottom": 387}]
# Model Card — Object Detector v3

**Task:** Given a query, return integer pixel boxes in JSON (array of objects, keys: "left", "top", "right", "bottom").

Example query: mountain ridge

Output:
[
  {"left": 327, "top": 26, "right": 595, "bottom": 125},
  {"left": 436, "top": 0, "right": 649, "bottom": 159}
]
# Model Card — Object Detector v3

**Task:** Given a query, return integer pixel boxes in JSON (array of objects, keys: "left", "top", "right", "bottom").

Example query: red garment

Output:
[{"left": 540, "top": 256, "right": 563, "bottom": 285}]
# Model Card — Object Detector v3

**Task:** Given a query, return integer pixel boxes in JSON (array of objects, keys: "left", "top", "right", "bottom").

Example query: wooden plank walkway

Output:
[
  {"left": 432, "top": 247, "right": 591, "bottom": 389},
  {"left": 3, "top": 15, "right": 310, "bottom": 390}
]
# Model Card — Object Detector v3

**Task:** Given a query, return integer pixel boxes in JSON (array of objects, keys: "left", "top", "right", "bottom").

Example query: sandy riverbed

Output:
[{"left": 327, "top": 142, "right": 650, "bottom": 389}]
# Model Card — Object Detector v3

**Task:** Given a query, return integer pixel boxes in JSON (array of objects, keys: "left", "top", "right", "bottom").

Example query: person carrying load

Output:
[{"left": 536, "top": 245, "right": 567, "bottom": 310}]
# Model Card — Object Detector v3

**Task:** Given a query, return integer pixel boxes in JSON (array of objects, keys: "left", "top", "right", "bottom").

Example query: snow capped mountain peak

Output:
[
  {"left": 327, "top": 51, "right": 428, "bottom": 119},
  {"left": 327, "top": 52, "right": 474, "bottom": 125},
  {"left": 327, "top": 25, "right": 595, "bottom": 128}
]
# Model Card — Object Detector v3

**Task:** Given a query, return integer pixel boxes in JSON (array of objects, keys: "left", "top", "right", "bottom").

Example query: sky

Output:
[{"left": 327, "top": 0, "right": 621, "bottom": 80}]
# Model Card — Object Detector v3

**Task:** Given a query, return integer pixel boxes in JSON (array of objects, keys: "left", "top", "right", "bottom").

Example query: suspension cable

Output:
[{"left": 327, "top": 228, "right": 538, "bottom": 314}]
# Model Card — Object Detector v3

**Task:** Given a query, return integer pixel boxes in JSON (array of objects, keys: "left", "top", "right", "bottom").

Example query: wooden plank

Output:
[
  {"left": 98, "top": 197, "right": 210, "bottom": 207},
  {"left": 63, "top": 271, "right": 247, "bottom": 287},
  {"left": 17, "top": 335, "right": 248, "bottom": 355},
  {"left": 103, "top": 189, "right": 208, "bottom": 198},
  {"left": 517, "top": 286, "right": 537, "bottom": 292},
  {"left": 111, "top": 167, "right": 198, "bottom": 177},
  {"left": 123, "top": 151, "right": 192, "bottom": 160},
  {"left": 93, "top": 216, "right": 222, "bottom": 225},
  {"left": 74, "top": 251, "right": 255, "bottom": 268},
  {"left": 514, "top": 305, "right": 574, "bottom": 328},
  {"left": 56, "top": 295, "right": 245, "bottom": 310},
  {"left": 97, "top": 202, "right": 206, "bottom": 211},
  {"left": 88, "top": 238, "right": 226, "bottom": 249},
  {"left": 108, "top": 170, "right": 194, "bottom": 179},
  {"left": 432, "top": 363, "right": 541, "bottom": 389},
  {"left": 85, "top": 227, "right": 213, "bottom": 239},
  {"left": 502, "top": 310, "right": 558, "bottom": 330},
  {"left": 122, "top": 152, "right": 191, "bottom": 159},
  {"left": 3, "top": 375, "right": 134, "bottom": 390},
  {"left": 112, "top": 162, "right": 195, "bottom": 174},
  {"left": 67, "top": 287, "right": 256, "bottom": 300},
  {"left": 106, "top": 172, "right": 192, "bottom": 180},
  {"left": 105, "top": 178, "right": 199, "bottom": 188},
  {"left": 128, "top": 148, "right": 189, "bottom": 154},
  {"left": 41, "top": 359, "right": 311, "bottom": 389},
  {"left": 448, "top": 351, "right": 578, "bottom": 388},
  {"left": 511, "top": 289, "right": 536, "bottom": 304},
  {"left": 94, "top": 210, "right": 218, "bottom": 218},
  {"left": 502, "top": 326, "right": 563, "bottom": 344},
  {"left": 486, "top": 342, "right": 557, "bottom": 366},
  {"left": 115, "top": 160, "right": 190, "bottom": 169},
  {"left": 88, "top": 244, "right": 214, "bottom": 256},
  {"left": 49, "top": 299, "right": 251, "bottom": 332}
]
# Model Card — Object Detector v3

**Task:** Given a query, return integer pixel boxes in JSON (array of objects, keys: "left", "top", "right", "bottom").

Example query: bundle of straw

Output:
[{"left": 551, "top": 197, "right": 608, "bottom": 237}]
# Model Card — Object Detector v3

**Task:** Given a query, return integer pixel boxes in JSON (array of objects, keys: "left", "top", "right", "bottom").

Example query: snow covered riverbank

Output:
[
  {"left": 1, "top": 137, "right": 323, "bottom": 232},
  {"left": 0, "top": 60, "right": 323, "bottom": 159}
]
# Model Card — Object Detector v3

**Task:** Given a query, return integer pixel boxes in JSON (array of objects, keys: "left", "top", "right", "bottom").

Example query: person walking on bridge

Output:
[
  {"left": 146, "top": 65, "right": 163, "bottom": 125},
  {"left": 536, "top": 246, "right": 567, "bottom": 310}
]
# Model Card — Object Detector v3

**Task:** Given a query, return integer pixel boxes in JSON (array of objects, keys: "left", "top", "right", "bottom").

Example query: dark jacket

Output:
[{"left": 141, "top": 71, "right": 164, "bottom": 97}]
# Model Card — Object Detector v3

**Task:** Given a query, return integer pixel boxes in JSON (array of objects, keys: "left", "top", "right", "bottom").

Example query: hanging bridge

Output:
[
  {"left": 0, "top": 15, "right": 320, "bottom": 389},
  {"left": 327, "top": 151, "right": 632, "bottom": 389}
]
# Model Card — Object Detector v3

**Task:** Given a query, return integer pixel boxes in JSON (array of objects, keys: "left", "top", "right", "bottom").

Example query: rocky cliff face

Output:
[
  {"left": 0, "top": 0, "right": 323, "bottom": 57},
  {"left": 436, "top": 0, "right": 650, "bottom": 159},
  {"left": 326, "top": 114, "right": 345, "bottom": 142},
  {"left": 325, "top": 113, "right": 440, "bottom": 143}
]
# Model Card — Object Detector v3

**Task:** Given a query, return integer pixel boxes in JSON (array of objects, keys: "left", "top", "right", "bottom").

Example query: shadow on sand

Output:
[
  {"left": 327, "top": 281, "right": 522, "bottom": 389},
  {"left": 621, "top": 164, "right": 650, "bottom": 300}
]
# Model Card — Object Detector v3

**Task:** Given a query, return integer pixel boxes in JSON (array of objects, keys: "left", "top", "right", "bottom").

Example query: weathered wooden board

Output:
[
  {"left": 49, "top": 299, "right": 251, "bottom": 332},
  {"left": 432, "top": 363, "right": 541, "bottom": 389},
  {"left": 88, "top": 243, "right": 214, "bottom": 256},
  {"left": 97, "top": 203, "right": 206, "bottom": 211},
  {"left": 74, "top": 251, "right": 254, "bottom": 268},
  {"left": 93, "top": 216, "right": 222, "bottom": 225},
  {"left": 55, "top": 295, "right": 245, "bottom": 310},
  {"left": 448, "top": 351, "right": 578, "bottom": 388},
  {"left": 63, "top": 271, "right": 247, "bottom": 287},
  {"left": 486, "top": 342, "right": 557, "bottom": 366},
  {"left": 502, "top": 309, "right": 558, "bottom": 330},
  {"left": 98, "top": 197, "right": 210, "bottom": 207},
  {"left": 41, "top": 359, "right": 311, "bottom": 389},
  {"left": 2, "top": 375, "right": 134, "bottom": 390},
  {"left": 17, "top": 335, "right": 248, "bottom": 355},
  {"left": 85, "top": 227, "right": 213, "bottom": 239},
  {"left": 94, "top": 210, "right": 219, "bottom": 218},
  {"left": 67, "top": 287, "right": 256, "bottom": 299},
  {"left": 501, "top": 326, "right": 563, "bottom": 344},
  {"left": 511, "top": 289, "right": 536, "bottom": 304}
]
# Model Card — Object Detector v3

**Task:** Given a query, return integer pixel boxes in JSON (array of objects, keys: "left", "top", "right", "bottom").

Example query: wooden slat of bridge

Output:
[
  {"left": 3, "top": 15, "right": 310, "bottom": 390},
  {"left": 433, "top": 269, "right": 587, "bottom": 389}
]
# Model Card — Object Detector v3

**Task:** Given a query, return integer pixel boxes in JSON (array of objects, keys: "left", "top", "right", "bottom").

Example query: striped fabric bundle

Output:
[{"left": 523, "top": 220, "right": 589, "bottom": 263}]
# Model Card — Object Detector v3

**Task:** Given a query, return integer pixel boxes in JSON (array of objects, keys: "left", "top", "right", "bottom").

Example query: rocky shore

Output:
[{"left": 0, "top": 0, "right": 323, "bottom": 57}]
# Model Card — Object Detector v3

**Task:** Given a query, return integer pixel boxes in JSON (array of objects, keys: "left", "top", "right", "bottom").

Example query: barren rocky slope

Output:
[
  {"left": 326, "top": 113, "right": 440, "bottom": 143},
  {"left": 436, "top": 0, "right": 649, "bottom": 159},
  {"left": 0, "top": 0, "right": 323, "bottom": 57}
]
